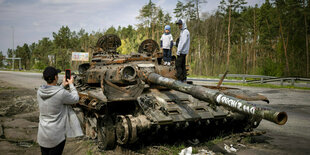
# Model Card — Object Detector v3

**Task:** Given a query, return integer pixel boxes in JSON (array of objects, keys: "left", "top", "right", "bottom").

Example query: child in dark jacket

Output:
[{"left": 160, "top": 25, "right": 173, "bottom": 65}]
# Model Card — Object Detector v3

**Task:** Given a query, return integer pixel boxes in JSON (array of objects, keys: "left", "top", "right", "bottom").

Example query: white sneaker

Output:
[
  {"left": 167, "top": 62, "right": 171, "bottom": 66},
  {"left": 164, "top": 61, "right": 167, "bottom": 65}
]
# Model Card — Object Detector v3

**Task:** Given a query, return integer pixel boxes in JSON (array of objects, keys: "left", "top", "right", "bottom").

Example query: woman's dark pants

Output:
[{"left": 40, "top": 140, "right": 66, "bottom": 155}]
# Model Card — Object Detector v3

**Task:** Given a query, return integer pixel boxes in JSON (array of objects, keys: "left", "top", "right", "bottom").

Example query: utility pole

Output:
[{"left": 11, "top": 26, "right": 15, "bottom": 70}]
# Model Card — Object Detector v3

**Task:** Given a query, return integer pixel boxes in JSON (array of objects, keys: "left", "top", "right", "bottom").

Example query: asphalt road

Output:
[
  {"left": 235, "top": 86, "right": 310, "bottom": 154},
  {"left": 0, "top": 71, "right": 64, "bottom": 90},
  {"left": 1, "top": 71, "right": 310, "bottom": 154}
]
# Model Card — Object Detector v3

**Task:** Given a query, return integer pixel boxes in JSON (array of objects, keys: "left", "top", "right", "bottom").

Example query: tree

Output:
[
  {"left": 78, "top": 28, "right": 90, "bottom": 52},
  {"left": 275, "top": 0, "right": 290, "bottom": 75},
  {"left": 174, "top": 1, "right": 185, "bottom": 19},
  {"left": 219, "top": 0, "right": 246, "bottom": 69},
  {"left": 193, "top": 0, "right": 207, "bottom": 74},
  {"left": 7, "top": 48, "right": 13, "bottom": 58},
  {"left": 304, "top": 0, "right": 310, "bottom": 76},
  {"left": 137, "top": 0, "right": 158, "bottom": 39},
  {"left": 156, "top": 8, "right": 165, "bottom": 42},
  {"left": 164, "top": 13, "right": 172, "bottom": 25},
  {"left": 53, "top": 26, "right": 73, "bottom": 70},
  {"left": 28, "top": 42, "right": 36, "bottom": 68},
  {"left": 53, "top": 26, "right": 72, "bottom": 49},
  {"left": 184, "top": 0, "right": 197, "bottom": 21},
  {"left": 32, "top": 38, "right": 54, "bottom": 70},
  {"left": 105, "top": 26, "right": 117, "bottom": 35},
  {"left": 15, "top": 43, "right": 31, "bottom": 69},
  {"left": 0, "top": 51, "right": 5, "bottom": 67}
]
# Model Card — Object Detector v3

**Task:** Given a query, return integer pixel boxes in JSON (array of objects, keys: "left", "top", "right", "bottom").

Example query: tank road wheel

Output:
[{"left": 97, "top": 116, "right": 116, "bottom": 150}]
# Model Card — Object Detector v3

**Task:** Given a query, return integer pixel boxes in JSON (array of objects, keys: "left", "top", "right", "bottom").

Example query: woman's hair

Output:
[
  {"left": 43, "top": 66, "right": 60, "bottom": 84},
  {"left": 44, "top": 76, "right": 55, "bottom": 84}
]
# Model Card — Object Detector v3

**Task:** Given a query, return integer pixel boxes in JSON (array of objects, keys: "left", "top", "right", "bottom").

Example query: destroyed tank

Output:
[{"left": 73, "top": 34, "right": 288, "bottom": 150}]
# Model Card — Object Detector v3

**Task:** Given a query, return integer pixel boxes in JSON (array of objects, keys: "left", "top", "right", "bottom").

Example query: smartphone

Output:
[{"left": 65, "top": 69, "right": 71, "bottom": 81}]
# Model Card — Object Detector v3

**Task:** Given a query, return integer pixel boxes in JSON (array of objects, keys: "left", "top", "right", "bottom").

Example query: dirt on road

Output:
[{"left": 0, "top": 79, "right": 310, "bottom": 155}]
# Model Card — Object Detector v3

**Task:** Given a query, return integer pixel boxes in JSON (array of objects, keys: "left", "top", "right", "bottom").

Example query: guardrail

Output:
[{"left": 218, "top": 74, "right": 310, "bottom": 87}]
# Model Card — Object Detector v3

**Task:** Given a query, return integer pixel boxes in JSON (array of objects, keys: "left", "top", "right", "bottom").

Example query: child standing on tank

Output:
[{"left": 160, "top": 25, "right": 173, "bottom": 66}]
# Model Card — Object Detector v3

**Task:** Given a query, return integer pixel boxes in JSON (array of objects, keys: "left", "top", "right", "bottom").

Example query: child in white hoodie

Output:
[{"left": 160, "top": 25, "right": 173, "bottom": 65}]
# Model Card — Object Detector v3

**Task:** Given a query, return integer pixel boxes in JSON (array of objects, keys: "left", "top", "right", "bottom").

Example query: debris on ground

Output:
[
  {"left": 196, "top": 149, "right": 215, "bottom": 155},
  {"left": 224, "top": 143, "right": 238, "bottom": 153},
  {"left": 187, "top": 138, "right": 200, "bottom": 145},
  {"left": 224, "top": 131, "right": 266, "bottom": 140},
  {"left": 237, "top": 143, "right": 246, "bottom": 147},
  {"left": 179, "top": 146, "right": 216, "bottom": 155},
  {"left": 16, "top": 141, "right": 33, "bottom": 148},
  {"left": 0, "top": 95, "right": 37, "bottom": 116},
  {"left": 179, "top": 147, "right": 192, "bottom": 155}
]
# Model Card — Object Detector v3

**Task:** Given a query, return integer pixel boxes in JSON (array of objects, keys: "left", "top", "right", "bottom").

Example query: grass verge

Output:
[
  {"left": 154, "top": 136, "right": 225, "bottom": 155},
  {"left": 0, "top": 86, "right": 16, "bottom": 91},
  {"left": 222, "top": 82, "right": 310, "bottom": 90}
]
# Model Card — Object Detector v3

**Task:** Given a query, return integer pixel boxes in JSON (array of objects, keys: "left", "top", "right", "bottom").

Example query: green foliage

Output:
[
  {"left": 258, "top": 58, "right": 283, "bottom": 76},
  {"left": 13, "top": 26, "right": 104, "bottom": 71},
  {"left": 159, "top": 143, "right": 186, "bottom": 155},
  {"left": 0, "top": 51, "right": 5, "bottom": 67},
  {"left": 14, "top": 43, "right": 32, "bottom": 69},
  {"left": 105, "top": 26, "right": 117, "bottom": 35},
  {"left": 5, "top": 0, "right": 310, "bottom": 78},
  {"left": 31, "top": 37, "right": 54, "bottom": 70},
  {"left": 86, "top": 150, "right": 93, "bottom": 155},
  {"left": 204, "top": 136, "right": 224, "bottom": 148},
  {"left": 137, "top": 0, "right": 157, "bottom": 38},
  {"left": 174, "top": 1, "right": 185, "bottom": 19},
  {"left": 118, "top": 39, "right": 133, "bottom": 54},
  {"left": 223, "top": 82, "right": 310, "bottom": 90},
  {"left": 184, "top": 0, "right": 196, "bottom": 21},
  {"left": 0, "top": 86, "right": 16, "bottom": 92},
  {"left": 32, "top": 61, "right": 47, "bottom": 70}
]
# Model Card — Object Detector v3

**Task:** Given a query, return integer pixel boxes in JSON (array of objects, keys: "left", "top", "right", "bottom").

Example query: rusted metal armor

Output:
[{"left": 73, "top": 34, "right": 287, "bottom": 150}]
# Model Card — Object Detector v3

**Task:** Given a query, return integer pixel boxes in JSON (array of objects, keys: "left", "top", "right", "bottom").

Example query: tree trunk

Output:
[
  {"left": 226, "top": 6, "right": 231, "bottom": 70},
  {"left": 278, "top": 17, "right": 290, "bottom": 75},
  {"left": 195, "top": 0, "right": 202, "bottom": 75},
  {"left": 156, "top": 27, "right": 159, "bottom": 43},
  {"left": 252, "top": 8, "right": 257, "bottom": 71},
  {"left": 246, "top": 42, "right": 250, "bottom": 74},
  {"left": 146, "top": 27, "right": 149, "bottom": 39},
  {"left": 151, "top": 22, "right": 154, "bottom": 40},
  {"left": 305, "top": 0, "right": 309, "bottom": 77},
  {"left": 241, "top": 35, "right": 245, "bottom": 74},
  {"left": 212, "top": 18, "right": 217, "bottom": 76},
  {"left": 265, "top": 18, "right": 274, "bottom": 58}
]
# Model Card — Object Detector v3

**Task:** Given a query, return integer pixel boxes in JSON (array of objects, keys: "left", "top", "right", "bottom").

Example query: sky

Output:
[{"left": 0, "top": 0, "right": 264, "bottom": 56}]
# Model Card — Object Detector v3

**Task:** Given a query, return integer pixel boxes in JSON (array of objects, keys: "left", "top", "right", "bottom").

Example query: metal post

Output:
[
  {"left": 260, "top": 77, "right": 263, "bottom": 84},
  {"left": 291, "top": 79, "right": 295, "bottom": 86},
  {"left": 281, "top": 79, "right": 283, "bottom": 86},
  {"left": 242, "top": 75, "right": 245, "bottom": 84}
]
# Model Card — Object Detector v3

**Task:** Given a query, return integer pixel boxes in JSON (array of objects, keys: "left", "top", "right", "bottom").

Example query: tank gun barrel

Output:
[{"left": 144, "top": 73, "right": 287, "bottom": 125}]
